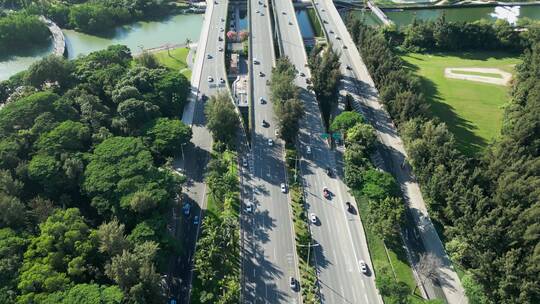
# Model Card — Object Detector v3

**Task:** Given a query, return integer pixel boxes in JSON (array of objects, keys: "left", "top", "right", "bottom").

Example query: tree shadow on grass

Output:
[{"left": 419, "top": 73, "right": 486, "bottom": 156}]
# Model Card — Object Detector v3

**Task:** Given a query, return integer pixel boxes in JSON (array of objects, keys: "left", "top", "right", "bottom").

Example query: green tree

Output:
[
  {"left": 144, "top": 118, "right": 192, "bottom": 157},
  {"left": 116, "top": 98, "right": 160, "bottom": 131},
  {"left": 330, "top": 111, "right": 364, "bottom": 133},
  {"left": 83, "top": 136, "right": 177, "bottom": 217},
  {"left": 0, "top": 228, "right": 28, "bottom": 298},
  {"left": 375, "top": 267, "right": 410, "bottom": 304},
  {"left": 17, "top": 208, "right": 98, "bottom": 301},
  {"left": 35, "top": 120, "right": 91, "bottom": 154},
  {"left": 274, "top": 98, "right": 304, "bottom": 144},
  {"left": 366, "top": 196, "right": 405, "bottom": 240},
  {"left": 97, "top": 219, "right": 129, "bottom": 257},
  {"left": 361, "top": 169, "right": 400, "bottom": 201},
  {"left": 41, "top": 284, "right": 123, "bottom": 304},
  {"left": 308, "top": 44, "right": 341, "bottom": 126},
  {"left": 205, "top": 92, "right": 239, "bottom": 147},
  {"left": 136, "top": 51, "right": 161, "bottom": 69},
  {"left": 346, "top": 122, "right": 377, "bottom": 152},
  {"left": 105, "top": 241, "right": 165, "bottom": 304},
  {"left": 25, "top": 55, "right": 74, "bottom": 89},
  {"left": 0, "top": 193, "right": 26, "bottom": 228},
  {"left": 0, "top": 12, "right": 50, "bottom": 53},
  {"left": 0, "top": 91, "right": 59, "bottom": 138}
]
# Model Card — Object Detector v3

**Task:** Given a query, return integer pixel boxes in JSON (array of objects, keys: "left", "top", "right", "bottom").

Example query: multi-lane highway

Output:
[
  {"left": 176, "top": 0, "right": 229, "bottom": 302},
  {"left": 272, "top": 0, "right": 383, "bottom": 303},
  {"left": 241, "top": 0, "right": 301, "bottom": 302},
  {"left": 312, "top": 0, "right": 467, "bottom": 303}
]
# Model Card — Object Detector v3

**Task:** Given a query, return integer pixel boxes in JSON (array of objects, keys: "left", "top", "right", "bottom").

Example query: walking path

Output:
[
  {"left": 39, "top": 16, "right": 66, "bottom": 57},
  {"left": 445, "top": 67, "right": 512, "bottom": 86}
]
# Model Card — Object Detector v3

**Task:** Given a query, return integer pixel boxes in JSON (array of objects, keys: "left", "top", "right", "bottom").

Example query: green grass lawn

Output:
[
  {"left": 402, "top": 51, "right": 521, "bottom": 156},
  {"left": 355, "top": 193, "right": 426, "bottom": 302},
  {"left": 154, "top": 47, "right": 192, "bottom": 79}
]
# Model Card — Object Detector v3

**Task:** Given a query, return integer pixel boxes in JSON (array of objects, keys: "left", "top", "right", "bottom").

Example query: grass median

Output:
[{"left": 286, "top": 147, "right": 319, "bottom": 303}]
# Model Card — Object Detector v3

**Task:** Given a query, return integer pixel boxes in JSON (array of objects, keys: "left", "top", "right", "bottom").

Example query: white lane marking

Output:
[
  {"left": 365, "top": 294, "right": 369, "bottom": 303},
  {"left": 361, "top": 279, "right": 365, "bottom": 288}
]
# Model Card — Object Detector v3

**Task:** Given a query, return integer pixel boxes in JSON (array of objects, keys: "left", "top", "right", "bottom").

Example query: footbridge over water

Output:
[{"left": 39, "top": 16, "right": 66, "bottom": 57}]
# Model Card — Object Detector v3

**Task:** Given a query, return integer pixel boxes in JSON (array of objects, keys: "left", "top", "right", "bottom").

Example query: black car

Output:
[
  {"left": 346, "top": 201, "right": 356, "bottom": 214},
  {"left": 326, "top": 167, "right": 333, "bottom": 177}
]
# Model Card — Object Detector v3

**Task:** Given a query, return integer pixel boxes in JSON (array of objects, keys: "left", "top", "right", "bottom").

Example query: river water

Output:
[
  {"left": 0, "top": 14, "right": 203, "bottom": 81},
  {"left": 386, "top": 5, "right": 540, "bottom": 27}
]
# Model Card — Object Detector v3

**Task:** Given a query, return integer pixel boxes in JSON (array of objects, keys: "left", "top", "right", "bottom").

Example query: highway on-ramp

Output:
[
  {"left": 176, "top": 0, "right": 230, "bottom": 302},
  {"left": 241, "top": 0, "right": 301, "bottom": 302},
  {"left": 312, "top": 0, "right": 467, "bottom": 303},
  {"left": 272, "top": 0, "right": 383, "bottom": 303}
]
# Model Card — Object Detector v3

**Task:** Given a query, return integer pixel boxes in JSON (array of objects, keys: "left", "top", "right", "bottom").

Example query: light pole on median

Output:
[{"left": 297, "top": 241, "right": 320, "bottom": 267}]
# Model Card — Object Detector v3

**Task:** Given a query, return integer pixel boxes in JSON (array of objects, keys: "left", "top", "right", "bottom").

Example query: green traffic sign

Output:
[
  {"left": 332, "top": 133, "right": 341, "bottom": 140},
  {"left": 320, "top": 133, "right": 329, "bottom": 139}
]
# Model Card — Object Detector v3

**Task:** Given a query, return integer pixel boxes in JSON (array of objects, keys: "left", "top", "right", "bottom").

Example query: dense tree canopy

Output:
[
  {"left": 0, "top": 12, "right": 50, "bottom": 54},
  {"left": 205, "top": 92, "right": 240, "bottom": 148},
  {"left": 308, "top": 44, "right": 341, "bottom": 127},
  {"left": 0, "top": 44, "right": 191, "bottom": 302},
  {"left": 347, "top": 15, "right": 540, "bottom": 303},
  {"left": 270, "top": 57, "right": 304, "bottom": 144}
]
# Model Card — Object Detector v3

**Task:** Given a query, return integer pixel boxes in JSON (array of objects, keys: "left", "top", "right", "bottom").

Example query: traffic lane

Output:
[
  {"left": 248, "top": 135, "right": 299, "bottom": 303},
  {"left": 300, "top": 149, "right": 365, "bottom": 304}
]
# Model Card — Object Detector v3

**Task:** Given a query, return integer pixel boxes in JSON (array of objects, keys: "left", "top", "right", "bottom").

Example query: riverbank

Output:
[{"left": 0, "top": 13, "right": 203, "bottom": 81}]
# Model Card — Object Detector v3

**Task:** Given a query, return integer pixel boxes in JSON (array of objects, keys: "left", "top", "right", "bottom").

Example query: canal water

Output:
[
  {"left": 296, "top": 9, "right": 315, "bottom": 39},
  {"left": 0, "top": 14, "right": 203, "bottom": 81}
]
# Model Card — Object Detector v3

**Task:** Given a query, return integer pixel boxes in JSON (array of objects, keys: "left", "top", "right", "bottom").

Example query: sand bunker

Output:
[{"left": 444, "top": 67, "right": 512, "bottom": 86}]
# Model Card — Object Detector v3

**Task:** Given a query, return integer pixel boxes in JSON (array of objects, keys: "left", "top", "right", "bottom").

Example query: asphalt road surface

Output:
[
  {"left": 174, "top": 0, "right": 230, "bottom": 302},
  {"left": 313, "top": 1, "right": 467, "bottom": 303},
  {"left": 272, "top": 0, "right": 383, "bottom": 303},
  {"left": 241, "top": 0, "right": 302, "bottom": 302}
]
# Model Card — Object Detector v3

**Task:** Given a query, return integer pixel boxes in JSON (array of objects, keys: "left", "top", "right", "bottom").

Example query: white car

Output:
[
  {"left": 359, "top": 260, "right": 368, "bottom": 274},
  {"left": 306, "top": 146, "right": 311, "bottom": 154},
  {"left": 253, "top": 58, "right": 259, "bottom": 64},
  {"left": 289, "top": 277, "right": 296, "bottom": 290},
  {"left": 268, "top": 138, "right": 273, "bottom": 146},
  {"left": 259, "top": 71, "right": 264, "bottom": 77},
  {"left": 274, "top": 129, "right": 279, "bottom": 136},
  {"left": 310, "top": 213, "right": 317, "bottom": 224},
  {"left": 245, "top": 202, "right": 253, "bottom": 213},
  {"left": 218, "top": 46, "right": 223, "bottom": 52},
  {"left": 259, "top": 97, "right": 265, "bottom": 104},
  {"left": 280, "top": 183, "right": 287, "bottom": 193},
  {"left": 256, "top": 10, "right": 260, "bottom": 14},
  {"left": 207, "top": 76, "right": 214, "bottom": 82},
  {"left": 219, "top": 77, "right": 225, "bottom": 84},
  {"left": 242, "top": 158, "right": 248, "bottom": 167}
]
